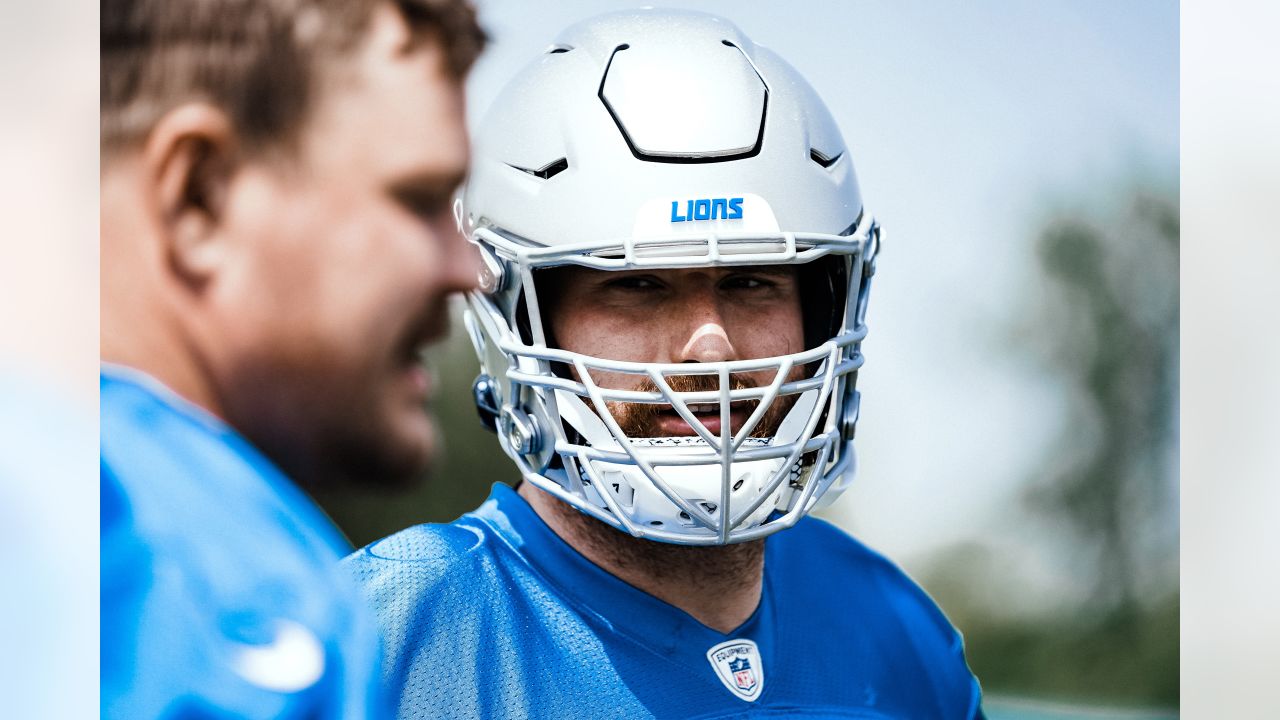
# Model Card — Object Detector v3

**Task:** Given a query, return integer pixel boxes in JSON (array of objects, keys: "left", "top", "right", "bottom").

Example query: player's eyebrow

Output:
[{"left": 387, "top": 169, "right": 469, "bottom": 217}]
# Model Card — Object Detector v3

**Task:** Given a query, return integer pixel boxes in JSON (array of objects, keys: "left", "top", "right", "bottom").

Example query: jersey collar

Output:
[{"left": 471, "top": 482, "right": 775, "bottom": 658}]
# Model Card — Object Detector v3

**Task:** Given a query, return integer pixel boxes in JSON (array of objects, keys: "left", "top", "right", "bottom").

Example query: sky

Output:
[{"left": 462, "top": 0, "right": 1179, "bottom": 589}]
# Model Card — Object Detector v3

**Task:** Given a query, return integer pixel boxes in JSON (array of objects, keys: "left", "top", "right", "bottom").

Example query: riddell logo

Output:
[{"left": 670, "top": 197, "right": 744, "bottom": 223}]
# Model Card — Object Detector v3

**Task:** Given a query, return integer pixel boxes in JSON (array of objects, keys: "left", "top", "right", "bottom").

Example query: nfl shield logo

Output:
[
  {"left": 729, "top": 657, "right": 756, "bottom": 692},
  {"left": 705, "top": 639, "right": 764, "bottom": 702}
]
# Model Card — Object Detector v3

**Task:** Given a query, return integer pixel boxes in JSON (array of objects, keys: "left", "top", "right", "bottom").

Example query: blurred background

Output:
[
  {"left": 313, "top": 1, "right": 1181, "bottom": 715},
  {"left": 0, "top": 0, "right": 97, "bottom": 718}
]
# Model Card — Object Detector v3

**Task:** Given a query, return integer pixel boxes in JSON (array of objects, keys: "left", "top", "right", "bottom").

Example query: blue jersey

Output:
[
  {"left": 346, "top": 483, "right": 984, "bottom": 719},
  {"left": 101, "top": 366, "right": 390, "bottom": 719}
]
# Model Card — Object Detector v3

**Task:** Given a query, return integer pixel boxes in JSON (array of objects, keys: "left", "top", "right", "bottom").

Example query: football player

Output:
[
  {"left": 100, "top": 1, "right": 484, "bottom": 717},
  {"left": 347, "top": 9, "right": 985, "bottom": 718}
]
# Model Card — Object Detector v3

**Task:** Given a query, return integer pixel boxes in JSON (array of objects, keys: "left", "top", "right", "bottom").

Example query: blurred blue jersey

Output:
[
  {"left": 101, "top": 366, "right": 389, "bottom": 719},
  {"left": 346, "top": 482, "right": 984, "bottom": 719}
]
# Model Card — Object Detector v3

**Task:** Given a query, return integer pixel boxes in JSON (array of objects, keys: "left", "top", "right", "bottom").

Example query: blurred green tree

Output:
[
  {"left": 1029, "top": 188, "right": 1178, "bottom": 614},
  {"left": 937, "top": 182, "right": 1179, "bottom": 706}
]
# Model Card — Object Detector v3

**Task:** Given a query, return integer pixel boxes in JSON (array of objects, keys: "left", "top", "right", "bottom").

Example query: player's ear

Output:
[{"left": 142, "top": 103, "right": 238, "bottom": 285}]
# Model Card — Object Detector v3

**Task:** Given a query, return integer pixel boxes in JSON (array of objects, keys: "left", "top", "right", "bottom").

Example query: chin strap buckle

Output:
[{"left": 472, "top": 373, "right": 500, "bottom": 433}]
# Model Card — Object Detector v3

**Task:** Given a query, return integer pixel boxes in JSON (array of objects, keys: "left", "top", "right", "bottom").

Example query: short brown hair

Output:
[{"left": 101, "top": 0, "right": 485, "bottom": 155}]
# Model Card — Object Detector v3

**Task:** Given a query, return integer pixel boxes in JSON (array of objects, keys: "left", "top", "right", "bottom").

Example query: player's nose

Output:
[{"left": 676, "top": 292, "right": 737, "bottom": 364}]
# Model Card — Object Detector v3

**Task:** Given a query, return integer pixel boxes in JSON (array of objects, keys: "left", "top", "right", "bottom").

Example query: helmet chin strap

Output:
[
  {"left": 771, "top": 382, "right": 822, "bottom": 445},
  {"left": 554, "top": 390, "right": 617, "bottom": 447}
]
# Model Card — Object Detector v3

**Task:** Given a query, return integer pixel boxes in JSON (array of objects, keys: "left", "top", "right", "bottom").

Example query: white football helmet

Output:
[{"left": 461, "top": 9, "right": 880, "bottom": 545}]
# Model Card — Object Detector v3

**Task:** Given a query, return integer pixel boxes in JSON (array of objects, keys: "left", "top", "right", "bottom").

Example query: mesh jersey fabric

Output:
[
  {"left": 345, "top": 482, "right": 984, "bottom": 719},
  {"left": 101, "top": 365, "right": 391, "bottom": 719}
]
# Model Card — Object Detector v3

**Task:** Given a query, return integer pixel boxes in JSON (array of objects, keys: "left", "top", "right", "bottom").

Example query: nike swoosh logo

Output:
[{"left": 230, "top": 619, "right": 326, "bottom": 693}]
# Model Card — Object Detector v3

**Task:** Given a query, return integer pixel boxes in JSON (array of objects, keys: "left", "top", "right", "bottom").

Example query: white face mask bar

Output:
[
  {"left": 513, "top": 340, "right": 856, "bottom": 543},
  {"left": 464, "top": 216, "right": 879, "bottom": 544},
  {"left": 474, "top": 226, "right": 866, "bottom": 274}
]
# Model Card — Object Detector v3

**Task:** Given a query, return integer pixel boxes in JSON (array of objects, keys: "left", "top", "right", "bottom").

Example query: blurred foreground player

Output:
[
  {"left": 101, "top": 1, "right": 483, "bottom": 716},
  {"left": 348, "top": 10, "right": 985, "bottom": 719}
]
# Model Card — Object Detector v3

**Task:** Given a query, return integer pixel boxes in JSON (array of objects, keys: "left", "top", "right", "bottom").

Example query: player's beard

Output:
[
  {"left": 547, "top": 369, "right": 804, "bottom": 590},
  {"left": 540, "top": 480, "right": 766, "bottom": 589},
  {"left": 605, "top": 371, "right": 799, "bottom": 439}
]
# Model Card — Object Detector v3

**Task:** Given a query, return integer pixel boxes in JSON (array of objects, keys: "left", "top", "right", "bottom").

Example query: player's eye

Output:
[
  {"left": 721, "top": 274, "right": 775, "bottom": 291},
  {"left": 391, "top": 185, "right": 454, "bottom": 222},
  {"left": 602, "top": 275, "right": 663, "bottom": 291}
]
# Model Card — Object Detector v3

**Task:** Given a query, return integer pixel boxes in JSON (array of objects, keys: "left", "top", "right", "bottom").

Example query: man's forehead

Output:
[{"left": 304, "top": 34, "right": 468, "bottom": 179}]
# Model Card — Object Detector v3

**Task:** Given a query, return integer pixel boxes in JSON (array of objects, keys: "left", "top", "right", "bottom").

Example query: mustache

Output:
[{"left": 606, "top": 373, "right": 796, "bottom": 438}]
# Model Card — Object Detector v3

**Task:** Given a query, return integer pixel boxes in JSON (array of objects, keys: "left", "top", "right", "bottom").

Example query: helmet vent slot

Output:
[
  {"left": 810, "top": 148, "right": 842, "bottom": 169},
  {"left": 508, "top": 157, "right": 569, "bottom": 180}
]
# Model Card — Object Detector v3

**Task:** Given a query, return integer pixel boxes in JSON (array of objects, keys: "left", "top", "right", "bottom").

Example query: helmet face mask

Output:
[{"left": 462, "top": 9, "right": 880, "bottom": 545}]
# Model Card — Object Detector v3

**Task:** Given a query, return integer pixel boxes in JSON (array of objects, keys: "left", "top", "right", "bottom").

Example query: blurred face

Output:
[
  {"left": 543, "top": 265, "right": 805, "bottom": 438},
  {"left": 205, "top": 10, "right": 477, "bottom": 487}
]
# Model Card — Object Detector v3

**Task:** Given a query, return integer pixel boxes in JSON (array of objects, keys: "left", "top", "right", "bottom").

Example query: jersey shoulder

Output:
[
  {"left": 100, "top": 368, "right": 350, "bottom": 555},
  {"left": 100, "top": 369, "right": 387, "bottom": 719},
  {"left": 343, "top": 519, "right": 496, "bottom": 592},
  {"left": 341, "top": 512, "right": 515, "bottom": 639},
  {"left": 775, "top": 516, "right": 983, "bottom": 716},
  {"left": 777, "top": 515, "right": 958, "bottom": 638},
  {"left": 342, "top": 514, "right": 537, "bottom": 713}
]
